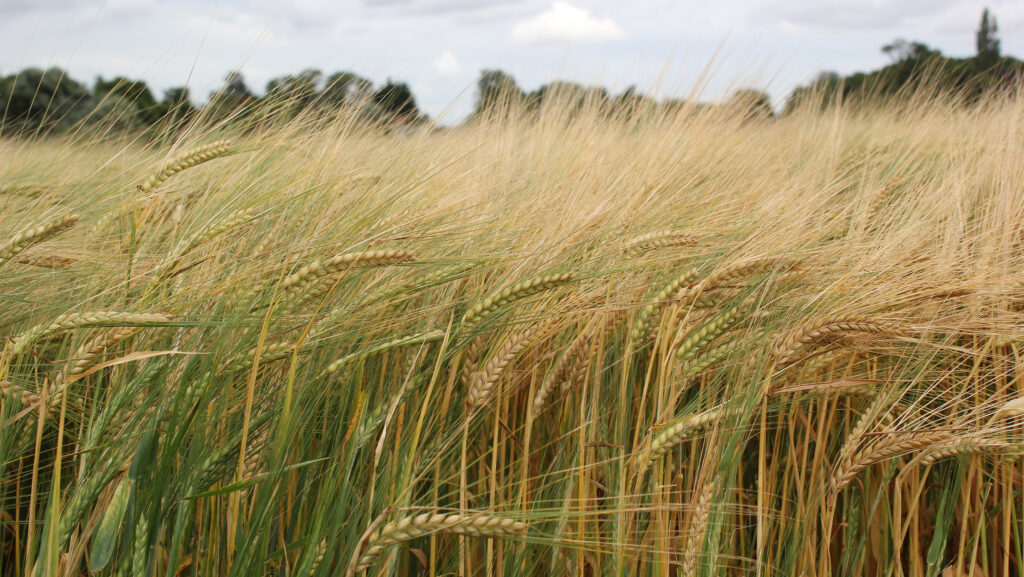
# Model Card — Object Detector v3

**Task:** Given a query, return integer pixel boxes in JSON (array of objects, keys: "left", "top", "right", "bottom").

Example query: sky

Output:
[{"left": 1, "top": 0, "right": 1022, "bottom": 122}]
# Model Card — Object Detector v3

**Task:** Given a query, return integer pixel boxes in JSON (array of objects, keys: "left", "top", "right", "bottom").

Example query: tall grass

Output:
[{"left": 1, "top": 90, "right": 1023, "bottom": 577}]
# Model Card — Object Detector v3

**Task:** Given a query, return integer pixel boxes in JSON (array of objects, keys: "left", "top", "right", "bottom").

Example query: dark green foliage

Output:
[
  {"left": 0, "top": 67, "right": 94, "bottom": 134},
  {"left": 473, "top": 69, "right": 525, "bottom": 119},
  {"left": 372, "top": 81, "right": 422, "bottom": 123},
  {"left": 787, "top": 9, "right": 1022, "bottom": 113}
]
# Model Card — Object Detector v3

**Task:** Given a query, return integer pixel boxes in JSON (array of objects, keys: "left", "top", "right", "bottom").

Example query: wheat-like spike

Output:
[
  {"left": 682, "top": 478, "right": 716, "bottom": 577},
  {"left": 629, "top": 267, "right": 700, "bottom": 351},
  {"left": 916, "top": 434, "right": 1004, "bottom": 466},
  {"left": 622, "top": 230, "right": 700, "bottom": 255},
  {"left": 461, "top": 273, "right": 575, "bottom": 328},
  {"left": 674, "top": 257, "right": 797, "bottom": 306},
  {"left": 149, "top": 207, "right": 261, "bottom": 289},
  {"left": 533, "top": 332, "right": 591, "bottom": 415},
  {"left": 679, "top": 340, "right": 742, "bottom": 379},
  {"left": 676, "top": 306, "right": 742, "bottom": 362},
  {"left": 133, "top": 513, "right": 150, "bottom": 575},
  {"left": 138, "top": 140, "right": 231, "bottom": 193},
  {"left": 0, "top": 380, "right": 42, "bottom": 409},
  {"left": 7, "top": 312, "right": 170, "bottom": 359},
  {"left": 13, "top": 254, "right": 77, "bottom": 269},
  {"left": 309, "top": 537, "right": 328, "bottom": 575},
  {"left": 461, "top": 336, "right": 483, "bottom": 387},
  {"left": 283, "top": 250, "right": 416, "bottom": 294},
  {"left": 988, "top": 397, "right": 1024, "bottom": 426},
  {"left": 866, "top": 181, "right": 900, "bottom": 224},
  {"left": 223, "top": 340, "right": 297, "bottom": 374},
  {"left": 772, "top": 316, "right": 905, "bottom": 366},
  {"left": 467, "top": 326, "right": 537, "bottom": 409},
  {"left": 66, "top": 326, "right": 142, "bottom": 378},
  {"left": 830, "top": 430, "right": 955, "bottom": 495},
  {"left": 0, "top": 214, "right": 80, "bottom": 268},
  {"left": 831, "top": 390, "right": 899, "bottom": 467},
  {"left": 241, "top": 428, "right": 270, "bottom": 479},
  {"left": 59, "top": 458, "right": 127, "bottom": 546},
  {"left": 346, "top": 512, "right": 526, "bottom": 577},
  {"left": 641, "top": 407, "right": 741, "bottom": 471},
  {"left": 325, "top": 329, "right": 445, "bottom": 375},
  {"left": 43, "top": 326, "right": 146, "bottom": 418}
]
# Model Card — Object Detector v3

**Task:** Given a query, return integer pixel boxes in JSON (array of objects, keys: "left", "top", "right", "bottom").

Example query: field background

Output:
[{"left": 1, "top": 94, "right": 1023, "bottom": 576}]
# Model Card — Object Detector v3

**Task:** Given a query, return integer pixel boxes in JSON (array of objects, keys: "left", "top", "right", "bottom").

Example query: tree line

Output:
[
  {"left": 786, "top": 8, "right": 1021, "bottom": 110},
  {"left": 0, "top": 67, "right": 427, "bottom": 136},
  {"left": 0, "top": 8, "right": 1019, "bottom": 136}
]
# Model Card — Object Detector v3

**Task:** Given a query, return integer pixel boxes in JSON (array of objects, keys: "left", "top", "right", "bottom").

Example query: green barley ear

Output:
[
  {"left": 149, "top": 207, "right": 262, "bottom": 287},
  {"left": 0, "top": 213, "right": 80, "bottom": 268},
  {"left": 283, "top": 249, "right": 416, "bottom": 298},
  {"left": 676, "top": 305, "right": 742, "bottom": 362},
  {"left": 7, "top": 311, "right": 170, "bottom": 359},
  {"left": 324, "top": 329, "right": 445, "bottom": 375},
  {"left": 629, "top": 267, "right": 700, "bottom": 352},
  {"left": 639, "top": 406, "right": 741, "bottom": 475},
  {"left": 139, "top": 140, "right": 232, "bottom": 193},
  {"left": 461, "top": 273, "right": 575, "bottom": 329}
]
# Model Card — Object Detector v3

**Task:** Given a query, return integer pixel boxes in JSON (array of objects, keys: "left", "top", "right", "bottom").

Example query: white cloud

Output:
[
  {"left": 512, "top": 2, "right": 624, "bottom": 44},
  {"left": 432, "top": 49, "right": 463, "bottom": 76}
]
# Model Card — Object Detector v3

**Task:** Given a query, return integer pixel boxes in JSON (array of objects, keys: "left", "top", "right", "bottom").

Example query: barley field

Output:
[{"left": 1, "top": 94, "right": 1023, "bottom": 577}]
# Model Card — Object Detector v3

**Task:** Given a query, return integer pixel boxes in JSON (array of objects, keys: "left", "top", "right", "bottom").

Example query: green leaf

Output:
[
  {"left": 88, "top": 478, "right": 133, "bottom": 573},
  {"left": 184, "top": 458, "right": 327, "bottom": 500}
]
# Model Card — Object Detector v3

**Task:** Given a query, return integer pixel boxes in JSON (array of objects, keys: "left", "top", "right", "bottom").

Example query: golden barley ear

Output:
[
  {"left": 772, "top": 315, "right": 905, "bottom": 367},
  {"left": 622, "top": 229, "right": 701, "bottom": 255},
  {"left": 345, "top": 511, "right": 526, "bottom": 577}
]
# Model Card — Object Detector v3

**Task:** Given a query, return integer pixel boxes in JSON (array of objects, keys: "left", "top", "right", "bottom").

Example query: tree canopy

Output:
[{"left": 0, "top": 8, "right": 1019, "bottom": 137}]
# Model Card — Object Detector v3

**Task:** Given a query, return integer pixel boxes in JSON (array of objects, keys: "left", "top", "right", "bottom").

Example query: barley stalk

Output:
[
  {"left": 533, "top": 332, "right": 591, "bottom": 415},
  {"left": 13, "top": 254, "right": 77, "bottom": 268},
  {"left": 674, "top": 256, "right": 797, "bottom": 307},
  {"left": 0, "top": 380, "right": 42, "bottom": 409},
  {"left": 641, "top": 407, "right": 741, "bottom": 472}
]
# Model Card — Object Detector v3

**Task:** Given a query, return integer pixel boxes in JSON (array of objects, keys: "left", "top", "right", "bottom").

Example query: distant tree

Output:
[
  {"left": 372, "top": 81, "right": 420, "bottom": 123},
  {"left": 162, "top": 86, "right": 195, "bottom": 127},
  {"left": 473, "top": 69, "right": 525, "bottom": 118},
  {"left": 94, "top": 76, "right": 161, "bottom": 124},
  {"left": 729, "top": 89, "right": 773, "bottom": 119},
  {"left": 207, "top": 70, "right": 255, "bottom": 120},
  {"left": 0, "top": 67, "right": 94, "bottom": 133},
  {"left": 223, "top": 70, "right": 254, "bottom": 100},
  {"left": 265, "top": 68, "right": 322, "bottom": 108},
  {"left": 976, "top": 8, "right": 1001, "bottom": 65},
  {"left": 529, "top": 81, "right": 587, "bottom": 114},
  {"left": 322, "top": 71, "right": 373, "bottom": 107},
  {"left": 612, "top": 86, "right": 655, "bottom": 119},
  {"left": 882, "top": 39, "right": 933, "bottom": 63}
]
